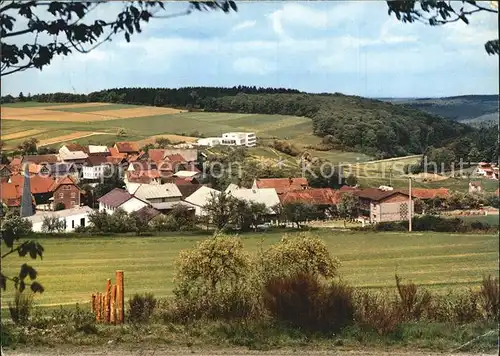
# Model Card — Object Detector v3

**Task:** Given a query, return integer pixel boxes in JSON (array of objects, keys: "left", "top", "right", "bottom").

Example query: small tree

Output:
[
  {"left": 260, "top": 232, "right": 341, "bottom": 281},
  {"left": 117, "top": 128, "right": 127, "bottom": 137},
  {"left": 346, "top": 174, "right": 357, "bottom": 187},
  {"left": 338, "top": 193, "right": 360, "bottom": 222},
  {"left": 282, "top": 201, "right": 314, "bottom": 228},
  {"left": 0, "top": 211, "right": 44, "bottom": 294},
  {"left": 169, "top": 204, "right": 196, "bottom": 231},
  {"left": 41, "top": 216, "right": 66, "bottom": 233},
  {"left": 155, "top": 137, "right": 171, "bottom": 148},
  {"left": 203, "top": 191, "right": 235, "bottom": 231}
]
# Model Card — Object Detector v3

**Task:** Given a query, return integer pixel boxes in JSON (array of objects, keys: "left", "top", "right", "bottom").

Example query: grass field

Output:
[{"left": 1, "top": 230, "right": 497, "bottom": 308}]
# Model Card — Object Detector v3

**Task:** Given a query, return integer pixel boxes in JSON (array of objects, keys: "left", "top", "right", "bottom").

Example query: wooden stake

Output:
[
  {"left": 110, "top": 284, "right": 117, "bottom": 324},
  {"left": 116, "top": 270, "right": 124, "bottom": 324},
  {"left": 105, "top": 278, "right": 112, "bottom": 322},
  {"left": 91, "top": 294, "right": 96, "bottom": 314},
  {"left": 96, "top": 293, "right": 101, "bottom": 321}
]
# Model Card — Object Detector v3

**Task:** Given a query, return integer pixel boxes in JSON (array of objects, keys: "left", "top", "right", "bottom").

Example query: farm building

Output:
[
  {"left": 9, "top": 174, "right": 55, "bottom": 205},
  {"left": 134, "top": 206, "right": 162, "bottom": 223},
  {"left": 227, "top": 187, "right": 280, "bottom": 214},
  {"left": 0, "top": 182, "right": 35, "bottom": 209},
  {"left": 87, "top": 145, "right": 110, "bottom": 156},
  {"left": 50, "top": 175, "right": 83, "bottom": 210},
  {"left": 184, "top": 186, "right": 221, "bottom": 216},
  {"left": 252, "top": 177, "right": 309, "bottom": 195},
  {"left": 114, "top": 142, "right": 140, "bottom": 156},
  {"left": 280, "top": 188, "right": 343, "bottom": 218},
  {"left": 27, "top": 206, "right": 93, "bottom": 233},
  {"left": 352, "top": 188, "right": 414, "bottom": 224},
  {"left": 128, "top": 183, "right": 188, "bottom": 212},
  {"left": 98, "top": 188, "right": 149, "bottom": 214},
  {"left": 82, "top": 156, "right": 110, "bottom": 181}
]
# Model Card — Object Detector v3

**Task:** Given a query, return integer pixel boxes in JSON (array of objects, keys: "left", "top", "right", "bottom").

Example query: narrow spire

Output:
[{"left": 20, "top": 164, "right": 34, "bottom": 217}]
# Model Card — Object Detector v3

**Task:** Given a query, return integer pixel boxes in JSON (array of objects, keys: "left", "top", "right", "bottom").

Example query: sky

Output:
[{"left": 3, "top": 1, "right": 499, "bottom": 98}]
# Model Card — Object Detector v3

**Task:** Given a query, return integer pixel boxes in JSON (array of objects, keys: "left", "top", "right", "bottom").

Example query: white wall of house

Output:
[
  {"left": 99, "top": 197, "right": 148, "bottom": 215},
  {"left": 30, "top": 211, "right": 91, "bottom": 232},
  {"left": 82, "top": 165, "right": 106, "bottom": 180}
]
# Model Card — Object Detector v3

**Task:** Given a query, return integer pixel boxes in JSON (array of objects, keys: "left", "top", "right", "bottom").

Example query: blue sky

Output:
[{"left": 3, "top": 1, "right": 499, "bottom": 97}]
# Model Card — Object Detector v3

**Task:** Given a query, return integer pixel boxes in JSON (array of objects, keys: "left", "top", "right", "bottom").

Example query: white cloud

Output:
[
  {"left": 232, "top": 20, "right": 256, "bottom": 32},
  {"left": 233, "top": 57, "right": 277, "bottom": 75}
]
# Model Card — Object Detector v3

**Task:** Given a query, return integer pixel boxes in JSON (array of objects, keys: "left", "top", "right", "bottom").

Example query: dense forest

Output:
[
  {"left": 2, "top": 87, "right": 498, "bottom": 161},
  {"left": 383, "top": 95, "right": 499, "bottom": 124}
]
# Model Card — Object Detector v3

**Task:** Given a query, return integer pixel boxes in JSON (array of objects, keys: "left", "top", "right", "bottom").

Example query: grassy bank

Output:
[{"left": 1, "top": 230, "right": 498, "bottom": 307}]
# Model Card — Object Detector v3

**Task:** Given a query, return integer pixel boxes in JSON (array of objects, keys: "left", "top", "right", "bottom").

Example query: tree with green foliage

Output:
[
  {"left": 282, "top": 201, "right": 315, "bottom": 229},
  {"left": 54, "top": 202, "right": 66, "bottom": 211},
  {"left": 467, "top": 145, "right": 482, "bottom": 165},
  {"left": 0, "top": 210, "right": 44, "bottom": 294},
  {"left": 1, "top": 1, "right": 237, "bottom": 76},
  {"left": 346, "top": 174, "right": 357, "bottom": 187},
  {"left": 203, "top": 191, "right": 235, "bottom": 231},
  {"left": 155, "top": 137, "right": 171, "bottom": 148},
  {"left": 386, "top": 0, "right": 498, "bottom": 55},
  {"left": 41, "top": 216, "right": 66, "bottom": 233},
  {"left": 338, "top": 193, "right": 360, "bottom": 222},
  {"left": 18, "top": 92, "right": 25, "bottom": 101},
  {"left": 17, "top": 137, "right": 39, "bottom": 155}
]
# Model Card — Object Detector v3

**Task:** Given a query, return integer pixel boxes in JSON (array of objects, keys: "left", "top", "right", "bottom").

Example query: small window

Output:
[
  {"left": 71, "top": 201, "right": 76, "bottom": 206},
  {"left": 71, "top": 220, "right": 75, "bottom": 228},
  {"left": 70, "top": 192, "right": 76, "bottom": 198},
  {"left": 63, "top": 185, "right": 71, "bottom": 190},
  {"left": 59, "top": 193, "right": 64, "bottom": 198}
]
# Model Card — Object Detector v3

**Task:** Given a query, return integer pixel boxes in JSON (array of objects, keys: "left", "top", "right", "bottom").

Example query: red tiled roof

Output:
[
  {"left": 0, "top": 182, "right": 35, "bottom": 207},
  {"left": 129, "top": 161, "right": 158, "bottom": 171},
  {"left": 403, "top": 188, "right": 450, "bottom": 200},
  {"left": 50, "top": 175, "right": 80, "bottom": 192},
  {"left": 106, "top": 156, "right": 126, "bottom": 165},
  {"left": 109, "top": 147, "right": 127, "bottom": 159},
  {"left": 254, "top": 178, "right": 309, "bottom": 194},
  {"left": 280, "top": 188, "right": 342, "bottom": 205},
  {"left": 22, "top": 154, "right": 59, "bottom": 164},
  {"left": 165, "top": 154, "right": 186, "bottom": 163},
  {"left": 352, "top": 188, "right": 409, "bottom": 202},
  {"left": 86, "top": 155, "right": 108, "bottom": 166},
  {"left": 177, "top": 184, "right": 203, "bottom": 198},
  {"left": 115, "top": 142, "right": 140, "bottom": 153},
  {"left": 134, "top": 206, "right": 161, "bottom": 222},
  {"left": 148, "top": 149, "right": 167, "bottom": 163},
  {"left": 126, "top": 170, "right": 161, "bottom": 184},
  {"left": 63, "top": 143, "right": 86, "bottom": 152},
  {"left": 97, "top": 188, "right": 133, "bottom": 207},
  {"left": 9, "top": 175, "right": 55, "bottom": 194}
]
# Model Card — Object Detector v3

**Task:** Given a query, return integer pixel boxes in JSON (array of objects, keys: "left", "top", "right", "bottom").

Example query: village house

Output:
[
  {"left": 227, "top": 187, "right": 281, "bottom": 215},
  {"left": 352, "top": 187, "right": 414, "bottom": 224},
  {"left": 48, "top": 162, "right": 79, "bottom": 180},
  {"left": 98, "top": 188, "right": 149, "bottom": 214},
  {"left": 134, "top": 206, "right": 162, "bottom": 224},
  {"left": 8, "top": 157, "right": 23, "bottom": 174},
  {"left": 184, "top": 186, "right": 221, "bottom": 216},
  {"left": 82, "top": 155, "right": 110, "bottom": 181},
  {"left": 252, "top": 177, "right": 309, "bottom": 195},
  {"left": 87, "top": 145, "right": 111, "bottom": 156},
  {"left": 128, "top": 183, "right": 187, "bottom": 212},
  {"left": 27, "top": 206, "right": 93, "bottom": 232},
  {"left": 9, "top": 174, "right": 55, "bottom": 206},
  {"left": 0, "top": 182, "right": 36, "bottom": 209},
  {"left": 279, "top": 188, "right": 343, "bottom": 218},
  {"left": 177, "top": 183, "right": 203, "bottom": 199},
  {"left": 50, "top": 175, "right": 83, "bottom": 210},
  {"left": 114, "top": 142, "right": 140, "bottom": 158},
  {"left": 22, "top": 154, "right": 59, "bottom": 166},
  {"left": 402, "top": 188, "right": 450, "bottom": 200}
]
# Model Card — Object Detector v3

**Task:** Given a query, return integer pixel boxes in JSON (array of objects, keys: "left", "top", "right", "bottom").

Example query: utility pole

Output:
[{"left": 408, "top": 177, "right": 412, "bottom": 232}]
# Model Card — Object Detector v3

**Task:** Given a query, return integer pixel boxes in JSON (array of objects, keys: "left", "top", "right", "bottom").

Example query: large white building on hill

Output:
[{"left": 197, "top": 132, "right": 256, "bottom": 147}]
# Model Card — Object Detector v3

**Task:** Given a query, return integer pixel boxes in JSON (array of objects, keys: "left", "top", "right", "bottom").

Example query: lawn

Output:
[{"left": 1, "top": 230, "right": 497, "bottom": 308}]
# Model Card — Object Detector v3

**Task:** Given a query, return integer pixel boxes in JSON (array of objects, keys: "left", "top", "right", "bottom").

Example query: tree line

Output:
[{"left": 3, "top": 86, "right": 498, "bottom": 161}]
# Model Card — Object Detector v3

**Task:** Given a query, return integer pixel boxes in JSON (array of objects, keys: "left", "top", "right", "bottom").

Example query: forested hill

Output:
[
  {"left": 382, "top": 95, "right": 499, "bottom": 124},
  {"left": 3, "top": 87, "right": 497, "bottom": 161}
]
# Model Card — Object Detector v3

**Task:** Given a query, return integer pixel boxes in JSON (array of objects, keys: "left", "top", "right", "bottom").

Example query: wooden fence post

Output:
[
  {"left": 96, "top": 293, "right": 101, "bottom": 322},
  {"left": 110, "top": 284, "right": 117, "bottom": 324},
  {"left": 116, "top": 270, "right": 124, "bottom": 324},
  {"left": 91, "top": 294, "right": 96, "bottom": 316},
  {"left": 105, "top": 278, "right": 111, "bottom": 322}
]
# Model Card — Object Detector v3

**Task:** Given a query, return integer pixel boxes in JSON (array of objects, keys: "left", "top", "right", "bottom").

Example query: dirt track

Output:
[{"left": 3, "top": 346, "right": 497, "bottom": 356}]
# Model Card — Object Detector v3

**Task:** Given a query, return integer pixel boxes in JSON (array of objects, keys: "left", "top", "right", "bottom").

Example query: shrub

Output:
[
  {"left": 260, "top": 232, "right": 340, "bottom": 281},
  {"left": 395, "top": 274, "right": 432, "bottom": 321},
  {"left": 263, "top": 273, "right": 354, "bottom": 333},
  {"left": 453, "top": 291, "right": 481, "bottom": 323},
  {"left": 49, "top": 304, "right": 97, "bottom": 334},
  {"left": 54, "top": 202, "right": 65, "bottom": 211},
  {"left": 479, "top": 275, "right": 499, "bottom": 321},
  {"left": 41, "top": 216, "right": 66, "bottom": 233},
  {"left": 128, "top": 293, "right": 157, "bottom": 324},
  {"left": 172, "top": 234, "right": 256, "bottom": 321},
  {"left": 8, "top": 291, "right": 34, "bottom": 325},
  {"left": 354, "top": 291, "right": 401, "bottom": 336}
]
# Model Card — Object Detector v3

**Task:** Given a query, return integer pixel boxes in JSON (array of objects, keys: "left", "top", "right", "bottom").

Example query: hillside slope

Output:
[
  {"left": 6, "top": 87, "right": 494, "bottom": 160},
  {"left": 383, "top": 95, "right": 498, "bottom": 123}
]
